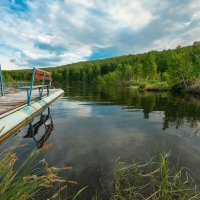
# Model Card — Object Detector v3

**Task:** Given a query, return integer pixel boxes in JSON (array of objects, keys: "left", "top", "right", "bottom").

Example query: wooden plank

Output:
[
  {"left": 0, "top": 89, "right": 56, "bottom": 115},
  {"left": 35, "top": 68, "right": 51, "bottom": 75},
  {"left": 0, "top": 89, "right": 63, "bottom": 144},
  {"left": 18, "top": 85, "right": 48, "bottom": 90}
]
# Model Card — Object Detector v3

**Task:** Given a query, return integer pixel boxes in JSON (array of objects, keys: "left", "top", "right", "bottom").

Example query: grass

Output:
[
  {"left": 110, "top": 150, "right": 200, "bottom": 200},
  {"left": 144, "top": 81, "right": 170, "bottom": 92},
  {"left": 0, "top": 144, "right": 85, "bottom": 200},
  {"left": 187, "top": 81, "right": 200, "bottom": 94},
  {"left": 1, "top": 145, "right": 199, "bottom": 199},
  {"left": 129, "top": 81, "right": 170, "bottom": 92}
]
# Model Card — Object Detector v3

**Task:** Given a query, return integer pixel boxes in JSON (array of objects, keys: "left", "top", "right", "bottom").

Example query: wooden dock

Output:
[
  {"left": 0, "top": 89, "right": 57, "bottom": 116},
  {"left": 0, "top": 89, "right": 64, "bottom": 143},
  {"left": 0, "top": 67, "right": 64, "bottom": 144}
]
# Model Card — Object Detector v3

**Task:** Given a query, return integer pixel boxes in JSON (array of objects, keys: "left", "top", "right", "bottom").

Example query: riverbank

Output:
[
  {"left": 103, "top": 80, "right": 200, "bottom": 94},
  {"left": 128, "top": 80, "right": 170, "bottom": 92}
]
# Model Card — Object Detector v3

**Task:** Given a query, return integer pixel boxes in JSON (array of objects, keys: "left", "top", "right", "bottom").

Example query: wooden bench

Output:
[{"left": 18, "top": 68, "right": 52, "bottom": 105}]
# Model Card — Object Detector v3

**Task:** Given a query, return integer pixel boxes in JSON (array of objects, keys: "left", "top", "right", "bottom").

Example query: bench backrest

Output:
[
  {"left": 28, "top": 67, "right": 52, "bottom": 105},
  {"left": 30, "top": 67, "right": 52, "bottom": 87},
  {"left": 0, "top": 65, "right": 5, "bottom": 96},
  {"left": 34, "top": 69, "right": 52, "bottom": 81}
]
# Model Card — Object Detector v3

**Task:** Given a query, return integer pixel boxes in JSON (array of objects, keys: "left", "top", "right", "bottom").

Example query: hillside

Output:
[{"left": 3, "top": 42, "right": 200, "bottom": 92}]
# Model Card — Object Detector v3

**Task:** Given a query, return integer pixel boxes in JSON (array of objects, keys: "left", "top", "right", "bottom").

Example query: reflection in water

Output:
[
  {"left": 45, "top": 83, "right": 200, "bottom": 198},
  {"left": 1, "top": 84, "right": 200, "bottom": 199},
  {"left": 24, "top": 107, "right": 54, "bottom": 148},
  {"left": 63, "top": 84, "right": 200, "bottom": 131}
]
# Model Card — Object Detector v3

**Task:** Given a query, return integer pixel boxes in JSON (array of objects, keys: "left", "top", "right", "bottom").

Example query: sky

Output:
[{"left": 0, "top": 0, "right": 200, "bottom": 70}]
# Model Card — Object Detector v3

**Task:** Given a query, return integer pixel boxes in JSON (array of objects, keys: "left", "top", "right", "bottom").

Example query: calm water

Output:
[{"left": 1, "top": 84, "right": 200, "bottom": 199}]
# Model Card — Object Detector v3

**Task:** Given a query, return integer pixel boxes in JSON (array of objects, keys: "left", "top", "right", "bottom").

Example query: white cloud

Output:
[
  {"left": 0, "top": 0, "right": 200, "bottom": 70},
  {"left": 105, "top": 1, "right": 154, "bottom": 31}
]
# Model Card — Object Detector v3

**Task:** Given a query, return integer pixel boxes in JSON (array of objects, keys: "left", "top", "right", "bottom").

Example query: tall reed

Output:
[
  {"left": 111, "top": 150, "right": 199, "bottom": 200},
  {"left": 0, "top": 144, "right": 84, "bottom": 200}
]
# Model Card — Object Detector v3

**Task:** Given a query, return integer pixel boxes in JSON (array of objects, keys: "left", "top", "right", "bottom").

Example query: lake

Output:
[{"left": 1, "top": 84, "right": 200, "bottom": 199}]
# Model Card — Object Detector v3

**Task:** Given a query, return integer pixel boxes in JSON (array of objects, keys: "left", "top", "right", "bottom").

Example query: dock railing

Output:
[
  {"left": 0, "top": 64, "right": 5, "bottom": 96},
  {"left": 18, "top": 67, "right": 52, "bottom": 105}
]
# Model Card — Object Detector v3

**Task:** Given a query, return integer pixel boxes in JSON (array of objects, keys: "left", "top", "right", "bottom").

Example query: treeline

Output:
[{"left": 3, "top": 41, "right": 200, "bottom": 91}]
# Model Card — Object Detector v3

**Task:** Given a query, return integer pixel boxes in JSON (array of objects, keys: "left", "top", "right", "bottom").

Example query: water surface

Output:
[{"left": 1, "top": 84, "right": 200, "bottom": 199}]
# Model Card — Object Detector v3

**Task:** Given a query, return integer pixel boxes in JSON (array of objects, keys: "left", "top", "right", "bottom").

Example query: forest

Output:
[{"left": 3, "top": 41, "right": 200, "bottom": 93}]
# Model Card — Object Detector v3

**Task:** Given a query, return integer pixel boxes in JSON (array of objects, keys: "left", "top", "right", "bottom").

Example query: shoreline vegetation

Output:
[
  {"left": 2, "top": 41, "right": 200, "bottom": 94},
  {"left": 110, "top": 150, "right": 200, "bottom": 200},
  {"left": 1, "top": 145, "right": 199, "bottom": 199},
  {"left": 0, "top": 144, "right": 84, "bottom": 200}
]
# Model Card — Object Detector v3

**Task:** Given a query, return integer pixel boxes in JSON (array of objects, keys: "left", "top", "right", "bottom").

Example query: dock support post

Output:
[
  {"left": 47, "top": 107, "right": 52, "bottom": 122},
  {"left": 40, "top": 73, "right": 46, "bottom": 99},
  {"left": 47, "top": 80, "right": 51, "bottom": 96},
  {"left": 0, "top": 64, "right": 5, "bottom": 96},
  {"left": 28, "top": 122, "right": 34, "bottom": 136},
  {"left": 27, "top": 67, "right": 35, "bottom": 105}
]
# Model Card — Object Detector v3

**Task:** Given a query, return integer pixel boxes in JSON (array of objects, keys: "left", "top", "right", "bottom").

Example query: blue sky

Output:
[{"left": 0, "top": 0, "right": 200, "bottom": 70}]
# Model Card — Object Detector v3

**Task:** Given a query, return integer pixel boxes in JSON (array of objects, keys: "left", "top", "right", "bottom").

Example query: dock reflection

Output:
[{"left": 24, "top": 107, "right": 54, "bottom": 148}]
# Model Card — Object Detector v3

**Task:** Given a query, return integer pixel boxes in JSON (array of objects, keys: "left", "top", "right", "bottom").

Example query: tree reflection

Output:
[{"left": 61, "top": 83, "right": 200, "bottom": 130}]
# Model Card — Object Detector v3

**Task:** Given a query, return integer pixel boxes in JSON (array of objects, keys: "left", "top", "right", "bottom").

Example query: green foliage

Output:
[
  {"left": 166, "top": 50, "right": 196, "bottom": 88},
  {"left": 111, "top": 150, "right": 199, "bottom": 200},
  {"left": 141, "top": 52, "right": 158, "bottom": 80},
  {"left": 2, "top": 42, "right": 200, "bottom": 91}
]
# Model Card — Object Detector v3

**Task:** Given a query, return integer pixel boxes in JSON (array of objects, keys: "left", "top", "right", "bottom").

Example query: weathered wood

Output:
[
  {"left": 18, "top": 85, "right": 48, "bottom": 90},
  {"left": 0, "top": 89, "right": 56, "bottom": 115}
]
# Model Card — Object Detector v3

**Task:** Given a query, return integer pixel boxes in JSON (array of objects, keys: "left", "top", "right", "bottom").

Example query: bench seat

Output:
[
  {"left": 18, "top": 84, "right": 50, "bottom": 104},
  {"left": 18, "top": 85, "right": 48, "bottom": 90}
]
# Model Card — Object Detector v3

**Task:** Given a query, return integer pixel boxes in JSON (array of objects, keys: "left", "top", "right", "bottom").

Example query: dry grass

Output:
[
  {"left": 188, "top": 81, "right": 200, "bottom": 94},
  {"left": 0, "top": 144, "right": 85, "bottom": 200}
]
